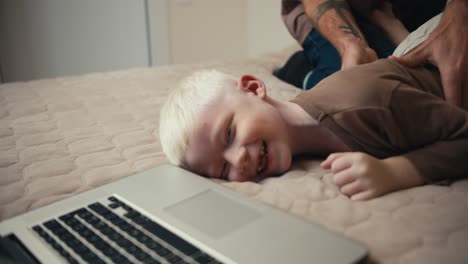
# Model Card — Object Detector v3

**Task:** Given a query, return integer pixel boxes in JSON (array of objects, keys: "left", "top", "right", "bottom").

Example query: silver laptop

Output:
[{"left": 0, "top": 164, "right": 367, "bottom": 264}]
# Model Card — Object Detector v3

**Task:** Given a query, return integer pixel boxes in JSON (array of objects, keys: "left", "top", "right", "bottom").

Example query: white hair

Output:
[{"left": 159, "top": 69, "right": 237, "bottom": 166}]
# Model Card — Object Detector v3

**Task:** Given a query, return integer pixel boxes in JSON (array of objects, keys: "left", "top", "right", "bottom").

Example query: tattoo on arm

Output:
[{"left": 313, "top": 0, "right": 361, "bottom": 39}]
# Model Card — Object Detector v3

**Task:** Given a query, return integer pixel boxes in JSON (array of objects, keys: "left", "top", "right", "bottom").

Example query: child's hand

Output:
[{"left": 321, "top": 152, "right": 401, "bottom": 201}]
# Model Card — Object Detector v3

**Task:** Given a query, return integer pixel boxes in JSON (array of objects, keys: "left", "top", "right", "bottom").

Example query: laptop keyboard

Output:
[{"left": 32, "top": 196, "right": 222, "bottom": 264}]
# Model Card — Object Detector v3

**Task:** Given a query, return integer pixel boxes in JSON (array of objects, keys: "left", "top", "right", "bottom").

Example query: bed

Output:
[{"left": 1, "top": 45, "right": 467, "bottom": 264}]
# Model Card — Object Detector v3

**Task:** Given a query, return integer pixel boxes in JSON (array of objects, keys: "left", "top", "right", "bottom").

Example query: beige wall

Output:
[
  {"left": 168, "top": 0, "right": 295, "bottom": 64},
  {"left": 0, "top": 0, "right": 295, "bottom": 81},
  {"left": 246, "top": 0, "right": 295, "bottom": 57},
  {"left": 168, "top": 0, "right": 247, "bottom": 64}
]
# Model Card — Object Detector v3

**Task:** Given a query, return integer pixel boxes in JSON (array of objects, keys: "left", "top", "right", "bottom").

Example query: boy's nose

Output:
[{"left": 224, "top": 146, "right": 250, "bottom": 175}]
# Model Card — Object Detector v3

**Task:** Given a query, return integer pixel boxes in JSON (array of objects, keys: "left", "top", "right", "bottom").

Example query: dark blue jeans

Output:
[{"left": 302, "top": 19, "right": 396, "bottom": 89}]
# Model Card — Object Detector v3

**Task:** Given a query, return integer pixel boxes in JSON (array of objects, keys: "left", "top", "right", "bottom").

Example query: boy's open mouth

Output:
[{"left": 257, "top": 141, "right": 268, "bottom": 175}]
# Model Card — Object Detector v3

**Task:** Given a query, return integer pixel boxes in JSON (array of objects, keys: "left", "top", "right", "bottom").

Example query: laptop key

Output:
[
  {"left": 117, "top": 221, "right": 134, "bottom": 231},
  {"left": 102, "top": 198, "right": 221, "bottom": 263},
  {"left": 33, "top": 225, "right": 80, "bottom": 264},
  {"left": 154, "top": 246, "right": 170, "bottom": 257},
  {"left": 143, "top": 258, "right": 162, "bottom": 264},
  {"left": 124, "top": 209, "right": 141, "bottom": 219},
  {"left": 137, "top": 233, "right": 151, "bottom": 243},
  {"left": 193, "top": 254, "right": 217, "bottom": 264},
  {"left": 33, "top": 225, "right": 48, "bottom": 237},
  {"left": 140, "top": 221, "right": 200, "bottom": 256},
  {"left": 166, "top": 255, "right": 184, "bottom": 264},
  {"left": 37, "top": 199, "right": 225, "bottom": 264},
  {"left": 82, "top": 213, "right": 156, "bottom": 263},
  {"left": 57, "top": 210, "right": 134, "bottom": 264},
  {"left": 43, "top": 220, "right": 107, "bottom": 264},
  {"left": 145, "top": 240, "right": 162, "bottom": 250},
  {"left": 114, "top": 200, "right": 215, "bottom": 260},
  {"left": 76, "top": 208, "right": 93, "bottom": 219},
  {"left": 43, "top": 219, "right": 62, "bottom": 232},
  {"left": 75, "top": 225, "right": 130, "bottom": 262},
  {"left": 135, "top": 250, "right": 151, "bottom": 261},
  {"left": 89, "top": 202, "right": 112, "bottom": 216}
]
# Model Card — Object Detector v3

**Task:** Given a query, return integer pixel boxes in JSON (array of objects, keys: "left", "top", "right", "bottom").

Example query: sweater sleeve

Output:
[
  {"left": 391, "top": 83, "right": 468, "bottom": 183},
  {"left": 281, "top": 0, "right": 314, "bottom": 44}
]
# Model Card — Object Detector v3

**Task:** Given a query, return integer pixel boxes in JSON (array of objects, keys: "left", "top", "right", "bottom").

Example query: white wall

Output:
[
  {"left": 148, "top": 0, "right": 170, "bottom": 66},
  {"left": 168, "top": 0, "right": 247, "bottom": 64},
  {"left": 246, "top": 0, "right": 295, "bottom": 58},
  {"left": 0, "top": 0, "right": 295, "bottom": 81},
  {"left": 168, "top": 0, "right": 295, "bottom": 64}
]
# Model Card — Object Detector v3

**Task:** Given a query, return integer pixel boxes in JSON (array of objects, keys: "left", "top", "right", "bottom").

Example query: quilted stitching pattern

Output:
[{"left": 1, "top": 47, "right": 467, "bottom": 263}]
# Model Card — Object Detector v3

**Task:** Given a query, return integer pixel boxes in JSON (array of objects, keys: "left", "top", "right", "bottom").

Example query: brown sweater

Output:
[{"left": 291, "top": 59, "right": 468, "bottom": 183}]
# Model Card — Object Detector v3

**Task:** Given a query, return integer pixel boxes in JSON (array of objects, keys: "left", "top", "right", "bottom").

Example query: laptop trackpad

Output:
[{"left": 164, "top": 190, "right": 262, "bottom": 239}]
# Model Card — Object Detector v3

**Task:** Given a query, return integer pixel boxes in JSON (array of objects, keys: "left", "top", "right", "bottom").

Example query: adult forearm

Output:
[
  {"left": 302, "top": 0, "right": 369, "bottom": 56},
  {"left": 441, "top": 0, "right": 468, "bottom": 28}
]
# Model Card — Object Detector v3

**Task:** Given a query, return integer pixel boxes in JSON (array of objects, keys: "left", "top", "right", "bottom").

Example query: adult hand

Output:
[
  {"left": 341, "top": 42, "right": 378, "bottom": 69},
  {"left": 390, "top": 0, "right": 468, "bottom": 106}
]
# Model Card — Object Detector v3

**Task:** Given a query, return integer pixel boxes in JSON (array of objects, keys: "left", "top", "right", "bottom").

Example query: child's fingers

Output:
[
  {"left": 351, "top": 190, "right": 376, "bottom": 201},
  {"left": 330, "top": 155, "right": 354, "bottom": 173},
  {"left": 340, "top": 180, "right": 365, "bottom": 197},
  {"left": 333, "top": 170, "right": 356, "bottom": 188},
  {"left": 320, "top": 152, "right": 348, "bottom": 169}
]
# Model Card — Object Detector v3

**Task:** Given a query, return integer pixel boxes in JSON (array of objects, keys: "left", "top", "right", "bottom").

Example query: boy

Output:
[{"left": 159, "top": 59, "right": 468, "bottom": 201}]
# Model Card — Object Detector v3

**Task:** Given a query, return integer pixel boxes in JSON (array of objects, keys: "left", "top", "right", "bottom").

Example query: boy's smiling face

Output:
[{"left": 183, "top": 75, "right": 293, "bottom": 182}]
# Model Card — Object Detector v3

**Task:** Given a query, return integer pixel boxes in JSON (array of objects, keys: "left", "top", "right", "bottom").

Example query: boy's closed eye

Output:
[
  {"left": 221, "top": 161, "right": 229, "bottom": 180},
  {"left": 220, "top": 122, "right": 233, "bottom": 180}
]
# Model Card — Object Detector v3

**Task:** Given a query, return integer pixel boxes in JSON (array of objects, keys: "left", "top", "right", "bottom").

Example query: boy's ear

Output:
[{"left": 238, "top": 75, "right": 267, "bottom": 99}]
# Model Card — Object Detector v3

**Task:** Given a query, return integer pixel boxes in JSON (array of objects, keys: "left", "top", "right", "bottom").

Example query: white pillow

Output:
[
  {"left": 393, "top": 14, "right": 441, "bottom": 57},
  {"left": 393, "top": 0, "right": 452, "bottom": 57}
]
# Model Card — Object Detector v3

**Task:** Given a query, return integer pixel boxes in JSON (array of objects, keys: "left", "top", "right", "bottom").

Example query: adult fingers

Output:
[
  {"left": 440, "top": 64, "right": 463, "bottom": 106},
  {"left": 389, "top": 43, "right": 431, "bottom": 68}
]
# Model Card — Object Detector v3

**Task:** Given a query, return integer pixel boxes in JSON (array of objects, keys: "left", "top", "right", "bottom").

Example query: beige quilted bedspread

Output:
[{"left": 1, "top": 47, "right": 467, "bottom": 264}]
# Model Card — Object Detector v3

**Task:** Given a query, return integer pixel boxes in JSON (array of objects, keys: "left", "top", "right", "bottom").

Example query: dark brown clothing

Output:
[
  {"left": 281, "top": 0, "right": 312, "bottom": 44},
  {"left": 392, "top": 0, "right": 446, "bottom": 31},
  {"left": 291, "top": 59, "right": 468, "bottom": 183}
]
